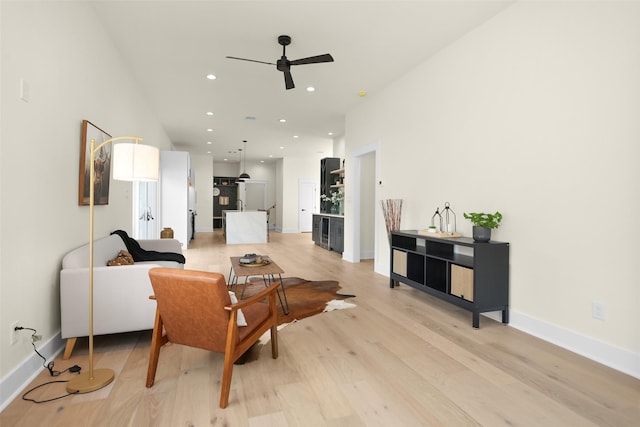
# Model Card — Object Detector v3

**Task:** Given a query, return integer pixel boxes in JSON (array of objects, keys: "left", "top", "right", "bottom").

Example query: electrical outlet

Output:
[
  {"left": 592, "top": 301, "right": 606, "bottom": 321},
  {"left": 10, "top": 321, "right": 20, "bottom": 345}
]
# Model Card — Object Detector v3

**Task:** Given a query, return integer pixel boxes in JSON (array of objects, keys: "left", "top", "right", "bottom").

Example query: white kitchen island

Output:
[{"left": 223, "top": 210, "right": 268, "bottom": 244}]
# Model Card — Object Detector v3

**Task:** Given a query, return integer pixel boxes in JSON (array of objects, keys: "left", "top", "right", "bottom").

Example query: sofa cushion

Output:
[{"left": 107, "top": 250, "right": 134, "bottom": 266}]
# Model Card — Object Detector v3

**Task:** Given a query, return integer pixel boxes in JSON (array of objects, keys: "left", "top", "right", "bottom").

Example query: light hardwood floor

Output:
[{"left": 2, "top": 231, "right": 639, "bottom": 426}]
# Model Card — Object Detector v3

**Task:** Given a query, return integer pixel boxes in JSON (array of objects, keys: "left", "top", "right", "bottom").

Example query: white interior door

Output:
[
  {"left": 299, "top": 179, "right": 316, "bottom": 232},
  {"left": 134, "top": 181, "right": 157, "bottom": 239}
]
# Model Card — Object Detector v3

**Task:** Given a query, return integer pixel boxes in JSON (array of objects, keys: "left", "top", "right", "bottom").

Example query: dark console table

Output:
[{"left": 390, "top": 230, "right": 509, "bottom": 328}]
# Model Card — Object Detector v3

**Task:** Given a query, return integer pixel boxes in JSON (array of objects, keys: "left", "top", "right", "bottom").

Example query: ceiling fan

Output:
[{"left": 226, "top": 35, "right": 334, "bottom": 90}]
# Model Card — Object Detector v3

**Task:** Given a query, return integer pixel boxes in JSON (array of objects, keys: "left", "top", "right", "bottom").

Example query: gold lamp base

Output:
[{"left": 66, "top": 368, "right": 115, "bottom": 394}]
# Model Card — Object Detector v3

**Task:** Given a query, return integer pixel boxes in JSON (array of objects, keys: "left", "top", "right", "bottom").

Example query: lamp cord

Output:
[{"left": 15, "top": 327, "right": 82, "bottom": 404}]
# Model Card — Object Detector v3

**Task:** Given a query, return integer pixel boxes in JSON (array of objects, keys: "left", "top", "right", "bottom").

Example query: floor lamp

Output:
[{"left": 67, "top": 136, "right": 159, "bottom": 394}]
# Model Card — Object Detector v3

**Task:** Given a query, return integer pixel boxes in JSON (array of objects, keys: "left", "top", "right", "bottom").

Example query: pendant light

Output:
[{"left": 238, "top": 140, "right": 250, "bottom": 180}]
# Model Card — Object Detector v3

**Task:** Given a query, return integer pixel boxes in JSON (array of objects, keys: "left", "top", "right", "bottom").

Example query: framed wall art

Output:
[{"left": 78, "top": 120, "right": 112, "bottom": 206}]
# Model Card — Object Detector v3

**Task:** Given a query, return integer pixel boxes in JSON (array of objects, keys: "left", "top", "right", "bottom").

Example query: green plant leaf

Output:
[{"left": 463, "top": 211, "right": 502, "bottom": 229}]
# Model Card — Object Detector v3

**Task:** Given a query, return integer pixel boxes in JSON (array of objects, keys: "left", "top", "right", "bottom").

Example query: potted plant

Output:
[
  {"left": 320, "top": 188, "right": 344, "bottom": 214},
  {"left": 463, "top": 211, "right": 502, "bottom": 242}
]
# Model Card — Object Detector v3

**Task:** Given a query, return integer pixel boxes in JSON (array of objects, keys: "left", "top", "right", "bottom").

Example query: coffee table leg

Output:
[
  {"left": 228, "top": 266, "right": 238, "bottom": 292},
  {"left": 274, "top": 273, "right": 289, "bottom": 315},
  {"left": 240, "top": 276, "right": 249, "bottom": 299}
]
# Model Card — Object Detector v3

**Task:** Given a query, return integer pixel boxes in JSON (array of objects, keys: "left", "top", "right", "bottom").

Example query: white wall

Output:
[
  {"left": 333, "top": 136, "right": 346, "bottom": 160},
  {"left": 0, "top": 1, "right": 173, "bottom": 406},
  {"left": 212, "top": 160, "right": 239, "bottom": 178},
  {"left": 280, "top": 155, "right": 326, "bottom": 233},
  {"left": 244, "top": 161, "right": 277, "bottom": 212},
  {"left": 359, "top": 152, "right": 376, "bottom": 259},
  {"left": 192, "top": 154, "right": 213, "bottom": 232},
  {"left": 345, "top": 1, "right": 640, "bottom": 377},
  {"left": 160, "top": 151, "right": 190, "bottom": 247}
]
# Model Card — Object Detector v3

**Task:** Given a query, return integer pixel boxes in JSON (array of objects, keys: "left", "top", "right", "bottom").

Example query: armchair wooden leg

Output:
[
  {"left": 63, "top": 337, "right": 77, "bottom": 360},
  {"left": 146, "top": 309, "right": 164, "bottom": 388},
  {"left": 220, "top": 351, "right": 235, "bottom": 408},
  {"left": 271, "top": 325, "right": 278, "bottom": 359}
]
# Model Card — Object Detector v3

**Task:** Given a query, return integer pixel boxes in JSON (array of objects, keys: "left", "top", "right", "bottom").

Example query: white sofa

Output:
[{"left": 60, "top": 234, "right": 184, "bottom": 359}]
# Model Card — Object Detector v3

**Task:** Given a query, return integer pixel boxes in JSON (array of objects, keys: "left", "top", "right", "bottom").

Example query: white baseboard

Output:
[
  {"left": 509, "top": 311, "right": 639, "bottom": 379},
  {"left": 359, "top": 250, "right": 375, "bottom": 260},
  {"left": 0, "top": 332, "right": 65, "bottom": 412},
  {"left": 279, "top": 228, "right": 300, "bottom": 234}
]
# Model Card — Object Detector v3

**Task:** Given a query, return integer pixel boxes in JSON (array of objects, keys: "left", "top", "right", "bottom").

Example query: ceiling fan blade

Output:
[
  {"left": 284, "top": 70, "right": 295, "bottom": 90},
  {"left": 225, "top": 56, "right": 276, "bottom": 66},
  {"left": 289, "top": 53, "right": 334, "bottom": 66}
]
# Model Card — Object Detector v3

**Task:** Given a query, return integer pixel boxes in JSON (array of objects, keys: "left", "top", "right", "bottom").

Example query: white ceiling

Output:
[{"left": 92, "top": 1, "right": 513, "bottom": 163}]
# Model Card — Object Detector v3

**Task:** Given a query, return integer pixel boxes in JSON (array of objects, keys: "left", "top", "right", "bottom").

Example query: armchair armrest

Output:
[{"left": 224, "top": 282, "right": 279, "bottom": 312}]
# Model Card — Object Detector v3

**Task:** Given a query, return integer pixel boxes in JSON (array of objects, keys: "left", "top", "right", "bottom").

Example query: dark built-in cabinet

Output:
[
  {"left": 320, "top": 157, "right": 340, "bottom": 213},
  {"left": 390, "top": 230, "right": 509, "bottom": 328},
  {"left": 212, "top": 177, "right": 237, "bottom": 229},
  {"left": 312, "top": 214, "right": 343, "bottom": 254}
]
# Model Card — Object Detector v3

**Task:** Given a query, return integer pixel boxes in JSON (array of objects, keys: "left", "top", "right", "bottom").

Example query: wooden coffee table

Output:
[{"left": 229, "top": 256, "right": 290, "bottom": 314}]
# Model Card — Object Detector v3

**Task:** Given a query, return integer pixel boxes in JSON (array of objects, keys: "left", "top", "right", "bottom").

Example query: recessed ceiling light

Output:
[
  {"left": 207, "top": 151, "right": 211, "bottom": 154},
  {"left": 224, "top": 158, "right": 228, "bottom": 161},
  {"left": 206, "top": 74, "right": 216, "bottom": 80},
  {"left": 293, "top": 135, "right": 299, "bottom": 139},
  {"left": 207, "top": 128, "right": 213, "bottom": 132},
  {"left": 206, "top": 111, "right": 214, "bottom": 116},
  {"left": 306, "top": 86, "right": 315, "bottom": 92},
  {"left": 260, "top": 160, "right": 264, "bottom": 163},
  {"left": 279, "top": 119, "right": 286, "bottom": 123},
  {"left": 328, "top": 132, "right": 333, "bottom": 136},
  {"left": 280, "top": 146, "right": 284, "bottom": 150},
  {"left": 207, "top": 141, "right": 212, "bottom": 145},
  {"left": 269, "top": 154, "right": 273, "bottom": 158}
]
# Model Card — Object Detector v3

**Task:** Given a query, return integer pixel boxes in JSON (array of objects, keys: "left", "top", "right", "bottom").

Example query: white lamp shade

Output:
[{"left": 112, "top": 143, "right": 159, "bottom": 182}]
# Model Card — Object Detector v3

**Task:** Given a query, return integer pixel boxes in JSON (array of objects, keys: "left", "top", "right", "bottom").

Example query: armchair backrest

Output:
[{"left": 148, "top": 268, "right": 233, "bottom": 353}]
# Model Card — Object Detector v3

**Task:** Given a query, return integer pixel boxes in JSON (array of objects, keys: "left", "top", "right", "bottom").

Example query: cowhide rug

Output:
[
  {"left": 239, "top": 277, "right": 356, "bottom": 325},
  {"left": 235, "top": 277, "right": 356, "bottom": 364}
]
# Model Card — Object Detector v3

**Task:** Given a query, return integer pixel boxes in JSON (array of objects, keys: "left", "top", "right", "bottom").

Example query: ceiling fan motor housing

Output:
[
  {"left": 277, "top": 57, "right": 290, "bottom": 72},
  {"left": 278, "top": 35, "right": 292, "bottom": 46}
]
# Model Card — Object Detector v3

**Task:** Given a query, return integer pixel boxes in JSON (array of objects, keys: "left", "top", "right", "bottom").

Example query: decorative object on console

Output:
[
  {"left": 67, "top": 128, "right": 159, "bottom": 395},
  {"left": 442, "top": 202, "right": 456, "bottom": 233},
  {"left": 160, "top": 227, "right": 174, "bottom": 239},
  {"left": 431, "top": 207, "right": 443, "bottom": 232},
  {"left": 380, "top": 199, "right": 403, "bottom": 243},
  {"left": 463, "top": 211, "right": 503, "bottom": 242},
  {"left": 420, "top": 202, "right": 461, "bottom": 238}
]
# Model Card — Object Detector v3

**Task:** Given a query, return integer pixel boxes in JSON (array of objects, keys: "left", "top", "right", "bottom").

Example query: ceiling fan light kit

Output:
[{"left": 226, "top": 34, "right": 334, "bottom": 90}]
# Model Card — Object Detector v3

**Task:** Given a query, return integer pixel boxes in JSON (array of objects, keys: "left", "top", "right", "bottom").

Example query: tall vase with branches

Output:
[
  {"left": 380, "top": 199, "right": 403, "bottom": 243},
  {"left": 381, "top": 199, "right": 403, "bottom": 288}
]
